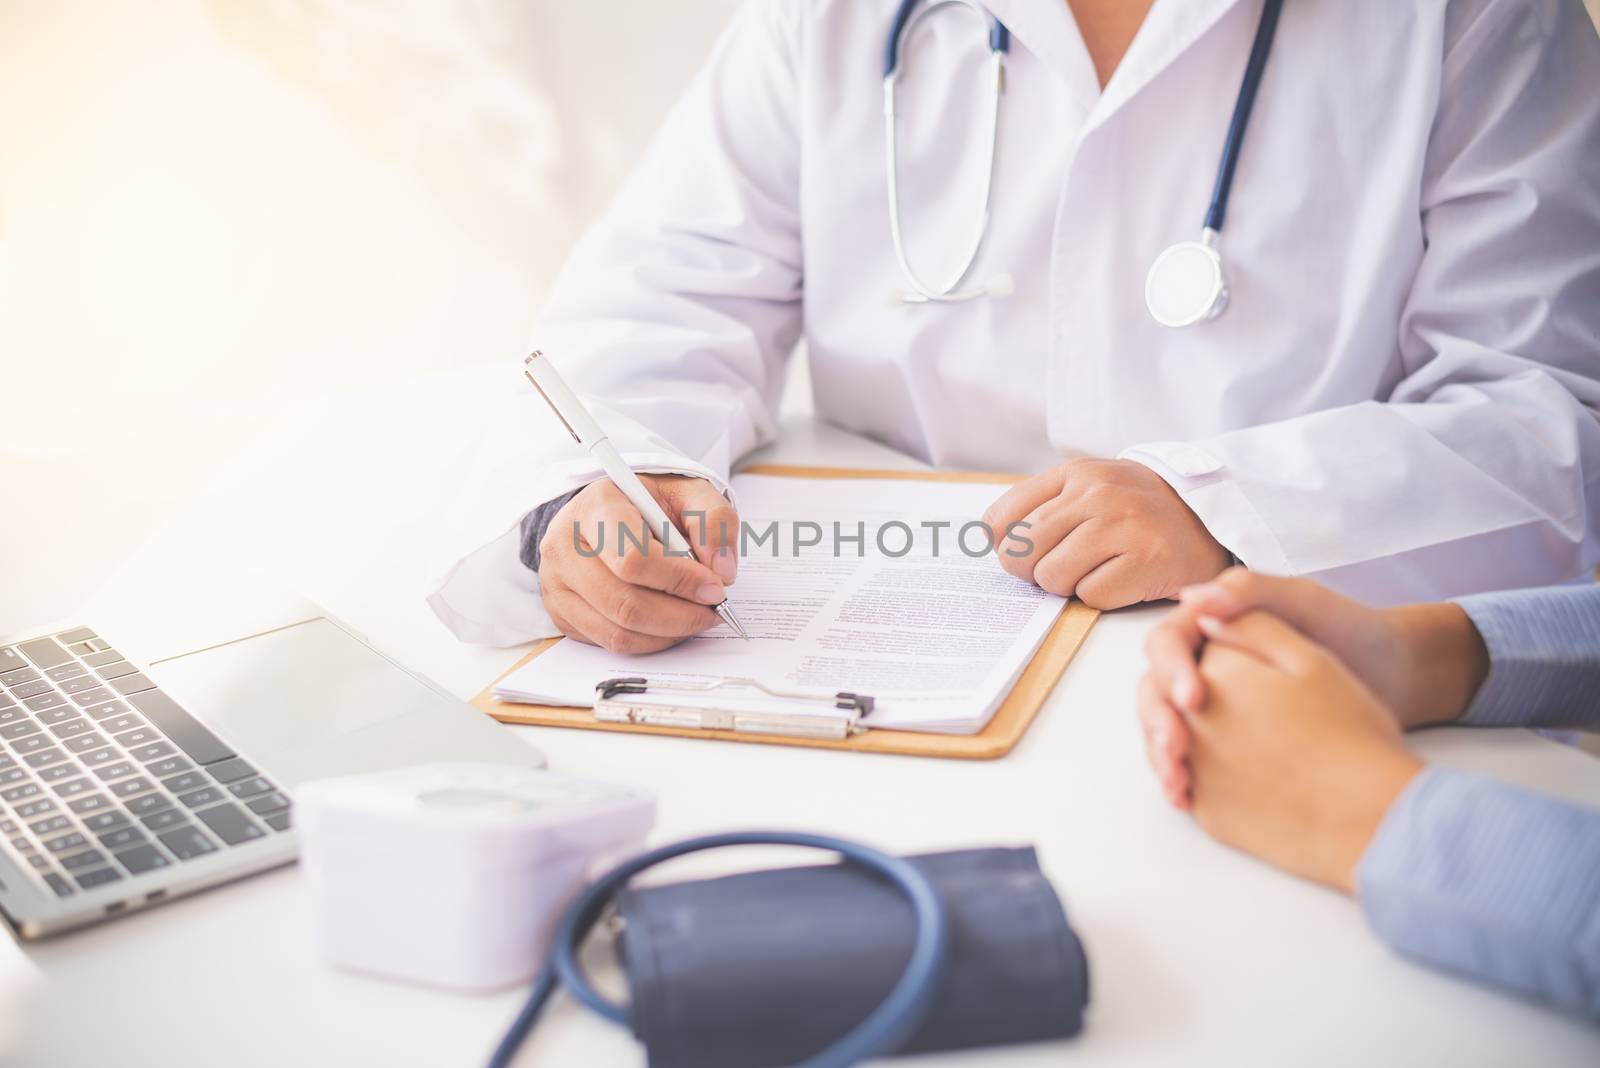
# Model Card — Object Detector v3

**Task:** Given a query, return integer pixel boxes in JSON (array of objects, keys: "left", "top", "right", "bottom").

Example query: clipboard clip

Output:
[{"left": 594, "top": 676, "right": 875, "bottom": 741}]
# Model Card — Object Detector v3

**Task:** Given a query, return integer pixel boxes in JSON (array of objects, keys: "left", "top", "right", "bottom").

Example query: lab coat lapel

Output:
[
  {"left": 981, "top": 0, "right": 1101, "bottom": 109},
  {"left": 1090, "top": 0, "right": 1250, "bottom": 130}
]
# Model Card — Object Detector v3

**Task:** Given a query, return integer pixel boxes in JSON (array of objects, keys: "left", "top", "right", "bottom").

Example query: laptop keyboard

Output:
[{"left": 0, "top": 628, "right": 291, "bottom": 900}]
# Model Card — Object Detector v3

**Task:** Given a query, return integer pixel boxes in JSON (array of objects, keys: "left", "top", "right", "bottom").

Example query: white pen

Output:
[{"left": 523, "top": 350, "right": 750, "bottom": 640}]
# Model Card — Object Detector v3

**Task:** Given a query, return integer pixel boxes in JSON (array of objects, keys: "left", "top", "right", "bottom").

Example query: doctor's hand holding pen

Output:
[
  {"left": 983, "top": 458, "right": 1234, "bottom": 610},
  {"left": 538, "top": 475, "right": 739, "bottom": 654}
]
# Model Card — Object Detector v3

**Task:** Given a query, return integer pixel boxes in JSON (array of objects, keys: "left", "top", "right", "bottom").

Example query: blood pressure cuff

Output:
[{"left": 615, "top": 846, "right": 1088, "bottom": 1068}]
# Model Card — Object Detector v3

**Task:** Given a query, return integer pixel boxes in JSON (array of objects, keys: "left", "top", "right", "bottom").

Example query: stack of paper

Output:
[{"left": 495, "top": 474, "right": 1067, "bottom": 735}]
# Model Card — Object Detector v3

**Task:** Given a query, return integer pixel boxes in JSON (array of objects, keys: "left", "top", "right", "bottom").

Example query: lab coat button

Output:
[{"left": 1163, "top": 444, "right": 1224, "bottom": 478}]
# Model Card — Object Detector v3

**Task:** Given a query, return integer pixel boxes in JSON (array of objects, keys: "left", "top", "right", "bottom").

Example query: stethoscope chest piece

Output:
[{"left": 1145, "top": 230, "right": 1228, "bottom": 328}]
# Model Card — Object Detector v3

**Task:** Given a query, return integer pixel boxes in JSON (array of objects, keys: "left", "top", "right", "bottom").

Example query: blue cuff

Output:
[
  {"left": 1357, "top": 766, "right": 1600, "bottom": 1020},
  {"left": 1451, "top": 585, "right": 1600, "bottom": 730}
]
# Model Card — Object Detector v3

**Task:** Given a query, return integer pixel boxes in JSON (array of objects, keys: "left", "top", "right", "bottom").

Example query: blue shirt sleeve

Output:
[
  {"left": 1357, "top": 766, "right": 1600, "bottom": 1020},
  {"left": 1452, "top": 584, "right": 1600, "bottom": 731}
]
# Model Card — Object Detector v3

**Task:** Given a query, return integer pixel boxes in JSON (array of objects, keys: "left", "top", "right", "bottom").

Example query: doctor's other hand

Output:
[
  {"left": 1137, "top": 569, "right": 1488, "bottom": 809},
  {"left": 538, "top": 475, "right": 739, "bottom": 654},
  {"left": 1179, "top": 611, "right": 1423, "bottom": 892},
  {"left": 983, "top": 458, "right": 1230, "bottom": 610}
]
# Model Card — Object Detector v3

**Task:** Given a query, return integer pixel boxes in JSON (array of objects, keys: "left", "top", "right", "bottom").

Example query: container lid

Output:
[{"left": 295, "top": 762, "right": 656, "bottom": 868}]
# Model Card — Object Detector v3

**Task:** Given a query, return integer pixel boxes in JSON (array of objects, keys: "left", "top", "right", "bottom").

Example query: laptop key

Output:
[
  {"left": 98, "top": 826, "right": 146, "bottom": 850},
  {"left": 157, "top": 826, "right": 218, "bottom": 861},
  {"left": 68, "top": 795, "right": 112, "bottom": 816},
  {"left": 23, "top": 692, "right": 68, "bottom": 712},
  {"left": 51, "top": 778, "right": 93, "bottom": 798},
  {"left": 95, "top": 761, "right": 136, "bottom": 782},
  {"left": 49, "top": 719, "right": 92, "bottom": 739},
  {"left": 65, "top": 732, "right": 108, "bottom": 754},
  {"left": 82, "top": 650, "right": 125, "bottom": 668},
  {"left": 43, "top": 832, "right": 88, "bottom": 854},
  {"left": 129, "top": 741, "right": 176, "bottom": 763},
  {"left": 47, "top": 663, "right": 88, "bottom": 682},
  {"left": 111, "top": 674, "right": 157, "bottom": 697},
  {"left": 161, "top": 772, "right": 207, "bottom": 794},
  {"left": 70, "top": 687, "right": 115, "bottom": 709},
  {"left": 59, "top": 674, "right": 101, "bottom": 694},
  {"left": 83, "top": 700, "right": 129, "bottom": 721},
  {"left": 263, "top": 812, "right": 291, "bottom": 832},
  {"left": 12, "top": 735, "right": 53, "bottom": 755},
  {"left": 109, "top": 778, "right": 155, "bottom": 800},
  {"left": 54, "top": 628, "right": 96, "bottom": 645},
  {"left": 28, "top": 853, "right": 52, "bottom": 870},
  {"left": 124, "top": 794, "right": 171, "bottom": 817},
  {"left": 141, "top": 808, "right": 189, "bottom": 832},
  {"left": 74, "top": 867, "right": 122, "bottom": 890},
  {"left": 102, "top": 714, "right": 143, "bottom": 735},
  {"left": 94, "top": 661, "right": 139, "bottom": 682},
  {"left": 113, "top": 727, "right": 158, "bottom": 748},
  {"left": 125, "top": 690, "right": 235, "bottom": 766},
  {"left": 15, "top": 798, "right": 56, "bottom": 819},
  {"left": 9, "top": 836, "right": 33, "bottom": 853},
  {"left": 9, "top": 680, "right": 54, "bottom": 701},
  {"left": 178, "top": 787, "right": 223, "bottom": 809},
  {"left": 79, "top": 747, "right": 118, "bottom": 768},
  {"left": 245, "top": 793, "right": 289, "bottom": 816},
  {"left": 36, "top": 706, "right": 80, "bottom": 726},
  {"left": 29, "top": 815, "right": 72, "bottom": 836},
  {"left": 18, "top": 639, "right": 72, "bottom": 669},
  {"left": 0, "top": 707, "right": 23, "bottom": 725},
  {"left": 196, "top": 803, "right": 265, "bottom": 846},
  {"left": 146, "top": 756, "right": 193, "bottom": 778},
  {"left": 83, "top": 810, "right": 130, "bottom": 833},
  {"left": 205, "top": 758, "right": 256, "bottom": 784},
  {"left": 61, "top": 849, "right": 106, "bottom": 871},
  {"left": 1, "top": 783, "right": 41, "bottom": 802},
  {"left": 0, "top": 766, "right": 25, "bottom": 785},
  {"left": 0, "top": 722, "right": 40, "bottom": 740},
  {"left": 228, "top": 777, "right": 274, "bottom": 799},
  {"left": 115, "top": 843, "right": 170, "bottom": 874},
  {"left": 0, "top": 648, "right": 27, "bottom": 671},
  {"left": 37, "top": 762, "right": 77, "bottom": 783},
  {"left": 23, "top": 746, "right": 66, "bottom": 767},
  {"left": 43, "top": 872, "right": 74, "bottom": 897}
]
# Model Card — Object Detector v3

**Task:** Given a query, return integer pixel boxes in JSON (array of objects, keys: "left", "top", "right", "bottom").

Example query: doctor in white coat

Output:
[{"left": 429, "top": 0, "right": 1600, "bottom": 651}]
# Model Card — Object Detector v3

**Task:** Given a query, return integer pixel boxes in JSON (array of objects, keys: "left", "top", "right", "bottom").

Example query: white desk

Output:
[{"left": 9, "top": 370, "right": 1600, "bottom": 1066}]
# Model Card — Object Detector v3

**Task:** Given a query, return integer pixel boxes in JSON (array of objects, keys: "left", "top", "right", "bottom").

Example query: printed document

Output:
[{"left": 494, "top": 473, "right": 1067, "bottom": 734}]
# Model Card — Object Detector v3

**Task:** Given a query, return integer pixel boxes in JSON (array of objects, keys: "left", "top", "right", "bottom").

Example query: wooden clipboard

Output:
[{"left": 471, "top": 464, "right": 1100, "bottom": 760}]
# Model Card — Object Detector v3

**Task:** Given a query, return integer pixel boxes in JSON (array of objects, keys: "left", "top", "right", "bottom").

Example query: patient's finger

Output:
[
  {"left": 1144, "top": 605, "right": 1207, "bottom": 714},
  {"left": 1138, "top": 676, "right": 1193, "bottom": 809},
  {"left": 1196, "top": 611, "right": 1326, "bottom": 674}
]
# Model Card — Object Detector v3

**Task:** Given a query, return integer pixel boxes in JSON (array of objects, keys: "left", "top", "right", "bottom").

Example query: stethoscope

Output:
[{"left": 883, "top": 0, "right": 1285, "bottom": 326}]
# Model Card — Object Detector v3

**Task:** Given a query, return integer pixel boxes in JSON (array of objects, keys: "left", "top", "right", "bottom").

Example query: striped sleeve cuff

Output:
[
  {"left": 1451, "top": 585, "right": 1600, "bottom": 730},
  {"left": 1357, "top": 766, "right": 1600, "bottom": 1020}
]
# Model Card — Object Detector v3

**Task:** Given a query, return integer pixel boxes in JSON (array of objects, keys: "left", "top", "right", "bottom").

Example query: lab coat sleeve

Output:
[
  {"left": 1121, "top": 0, "right": 1600, "bottom": 603},
  {"left": 427, "top": 0, "right": 805, "bottom": 646}
]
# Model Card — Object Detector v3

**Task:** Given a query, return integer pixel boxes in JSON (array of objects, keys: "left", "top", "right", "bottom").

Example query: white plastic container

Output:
[{"left": 295, "top": 762, "right": 655, "bottom": 991}]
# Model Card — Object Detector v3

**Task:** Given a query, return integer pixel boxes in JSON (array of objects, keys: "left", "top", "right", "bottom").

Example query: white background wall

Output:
[
  {"left": 2, "top": 1, "right": 1598, "bottom": 630},
  {"left": 0, "top": 0, "right": 742, "bottom": 629}
]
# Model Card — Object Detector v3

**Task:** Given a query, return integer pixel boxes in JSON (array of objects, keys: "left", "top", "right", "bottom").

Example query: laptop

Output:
[{"left": 0, "top": 599, "right": 544, "bottom": 938}]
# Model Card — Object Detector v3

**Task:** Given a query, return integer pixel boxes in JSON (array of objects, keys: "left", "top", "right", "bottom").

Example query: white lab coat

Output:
[{"left": 429, "top": 0, "right": 1600, "bottom": 647}]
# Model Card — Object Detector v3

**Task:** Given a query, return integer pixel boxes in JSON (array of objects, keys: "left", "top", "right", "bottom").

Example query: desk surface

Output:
[{"left": 8, "top": 374, "right": 1600, "bottom": 1066}]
